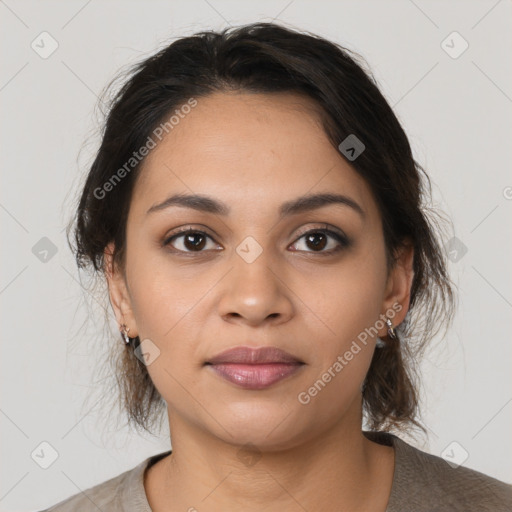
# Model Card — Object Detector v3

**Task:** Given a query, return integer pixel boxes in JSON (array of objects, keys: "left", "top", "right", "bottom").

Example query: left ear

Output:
[{"left": 379, "top": 239, "right": 414, "bottom": 336}]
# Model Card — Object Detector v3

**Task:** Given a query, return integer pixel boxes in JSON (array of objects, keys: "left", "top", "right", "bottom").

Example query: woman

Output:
[{"left": 42, "top": 22, "right": 511, "bottom": 512}]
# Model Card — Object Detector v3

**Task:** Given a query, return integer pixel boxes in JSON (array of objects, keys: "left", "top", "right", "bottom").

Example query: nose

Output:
[{"left": 216, "top": 251, "right": 294, "bottom": 327}]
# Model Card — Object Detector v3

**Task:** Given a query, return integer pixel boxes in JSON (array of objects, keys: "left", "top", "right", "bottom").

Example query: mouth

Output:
[
  {"left": 204, "top": 346, "right": 305, "bottom": 390},
  {"left": 205, "top": 345, "right": 304, "bottom": 365}
]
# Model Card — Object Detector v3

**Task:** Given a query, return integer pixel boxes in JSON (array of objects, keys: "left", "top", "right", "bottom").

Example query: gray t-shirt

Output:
[{"left": 39, "top": 430, "right": 512, "bottom": 511}]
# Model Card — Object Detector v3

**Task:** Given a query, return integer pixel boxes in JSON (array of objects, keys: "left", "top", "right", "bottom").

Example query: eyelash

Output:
[{"left": 162, "top": 225, "right": 351, "bottom": 256}]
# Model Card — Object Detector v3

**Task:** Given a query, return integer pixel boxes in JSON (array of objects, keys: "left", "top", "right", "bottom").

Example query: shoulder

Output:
[
  {"left": 38, "top": 471, "right": 127, "bottom": 512},
  {"left": 37, "top": 452, "right": 165, "bottom": 512},
  {"left": 387, "top": 432, "right": 512, "bottom": 512}
]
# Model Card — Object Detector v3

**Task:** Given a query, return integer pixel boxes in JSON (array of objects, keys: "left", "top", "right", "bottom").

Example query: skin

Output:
[{"left": 104, "top": 91, "right": 414, "bottom": 511}]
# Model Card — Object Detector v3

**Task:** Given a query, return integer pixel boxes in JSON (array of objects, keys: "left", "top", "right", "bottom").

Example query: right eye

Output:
[{"left": 163, "top": 228, "right": 221, "bottom": 253}]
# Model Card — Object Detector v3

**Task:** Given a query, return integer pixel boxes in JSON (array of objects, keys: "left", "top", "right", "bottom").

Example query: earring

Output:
[
  {"left": 385, "top": 317, "right": 398, "bottom": 340},
  {"left": 120, "top": 323, "right": 131, "bottom": 345}
]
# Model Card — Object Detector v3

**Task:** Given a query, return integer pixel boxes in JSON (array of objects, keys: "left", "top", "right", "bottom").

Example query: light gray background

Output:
[{"left": 1, "top": 1, "right": 511, "bottom": 510}]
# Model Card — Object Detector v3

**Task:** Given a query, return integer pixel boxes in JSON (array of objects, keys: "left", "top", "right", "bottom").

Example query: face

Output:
[{"left": 105, "top": 91, "right": 413, "bottom": 450}]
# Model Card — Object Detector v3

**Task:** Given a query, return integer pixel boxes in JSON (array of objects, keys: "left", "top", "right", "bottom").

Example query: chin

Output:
[{"left": 210, "top": 402, "right": 310, "bottom": 452}]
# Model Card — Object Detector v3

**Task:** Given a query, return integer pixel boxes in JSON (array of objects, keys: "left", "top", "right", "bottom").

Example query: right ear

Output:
[{"left": 103, "top": 242, "right": 139, "bottom": 338}]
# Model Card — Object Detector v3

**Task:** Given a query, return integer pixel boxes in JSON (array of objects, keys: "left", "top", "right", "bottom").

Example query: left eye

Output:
[{"left": 290, "top": 228, "right": 349, "bottom": 254}]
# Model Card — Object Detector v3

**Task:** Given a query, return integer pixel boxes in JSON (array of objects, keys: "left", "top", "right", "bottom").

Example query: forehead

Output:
[{"left": 130, "top": 91, "right": 376, "bottom": 222}]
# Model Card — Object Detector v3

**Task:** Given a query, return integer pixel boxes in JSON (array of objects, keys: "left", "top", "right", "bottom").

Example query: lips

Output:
[
  {"left": 206, "top": 346, "right": 303, "bottom": 365},
  {"left": 205, "top": 346, "right": 305, "bottom": 389}
]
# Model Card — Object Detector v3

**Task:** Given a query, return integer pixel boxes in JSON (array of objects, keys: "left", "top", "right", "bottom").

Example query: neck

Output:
[{"left": 145, "top": 400, "right": 395, "bottom": 512}]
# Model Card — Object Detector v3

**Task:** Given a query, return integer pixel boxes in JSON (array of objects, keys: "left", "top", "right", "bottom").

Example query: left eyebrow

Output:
[
  {"left": 278, "top": 192, "right": 365, "bottom": 220},
  {"left": 146, "top": 192, "right": 365, "bottom": 220}
]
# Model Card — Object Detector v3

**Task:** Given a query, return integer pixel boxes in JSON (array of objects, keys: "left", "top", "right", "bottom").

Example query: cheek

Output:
[
  {"left": 124, "top": 244, "right": 218, "bottom": 375},
  {"left": 294, "top": 260, "right": 384, "bottom": 418},
  {"left": 294, "top": 245, "right": 387, "bottom": 411},
  {"left": 303, "top": 249, "right": 386, "bottom": 352},
  {"left": 125, "top": 261, "right": 206, "bottom": 411},
  {"left": 125, "top": 241, "right": 203, "bottom": 337}
]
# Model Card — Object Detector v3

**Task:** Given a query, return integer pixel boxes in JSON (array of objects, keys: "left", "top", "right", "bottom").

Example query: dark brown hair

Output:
[{"left": 67, "top": 22, "right": 455, "bottom": 439}]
